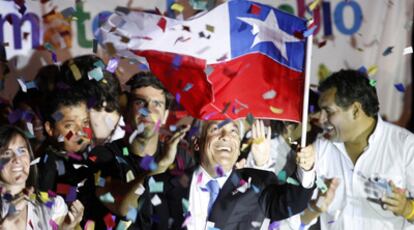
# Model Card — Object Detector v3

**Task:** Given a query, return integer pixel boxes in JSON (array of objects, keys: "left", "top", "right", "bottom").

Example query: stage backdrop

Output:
[{"left": 0, "top": 0, "right": 412, "bottom": 121}]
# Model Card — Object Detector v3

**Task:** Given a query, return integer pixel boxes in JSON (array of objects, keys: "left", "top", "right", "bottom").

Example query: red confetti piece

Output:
[
  {"left": 56, "top": 183, "right": 71, "bottom": 194},
  {"left": 88, "top": 155, "right": 97, "bottom": 162},
  {"left": 157, "top": 17, "right": 167, "bottom": 32},
  {"left": 65, "top": 131, "right": 73, "bottom": 140},
  {"left": 249, "top": 4, "right": 261, "bottom": 15},
  {"left": 82, "top": 127, "right": 93, "bottom": 140},
  {"left": 104, "top": 213, "right": 116, "bottom": 228}
]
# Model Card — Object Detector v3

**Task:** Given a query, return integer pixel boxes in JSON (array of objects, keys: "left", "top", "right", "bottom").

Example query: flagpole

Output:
[{"left": 300, "top": 33, "right": 313, "bottom": 148}]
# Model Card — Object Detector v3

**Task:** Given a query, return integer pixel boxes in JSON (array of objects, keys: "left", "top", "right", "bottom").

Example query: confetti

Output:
[
  {"left": 382, "top": 46, "right": 393, "bottom": 56},
  {"left": 49, "top": 219, "right": 58, "bottom": 230},
  {"left": 61, "top": 7, "right": 76, "bottom": 18},
  {"left": 172, "top": 55, "right": 182, "bottom": 69},
  {"left": 84, "top": 220, "right": 95, "bottom": 230},
  {"left": 262, "top": 90, "right": 276, "bottom": 100},
  {"left": 205, "top": 65, "right": 214, "bottom": 76},
  {"left": 369, "top": 79, "right": 377, "bottom": 87},
  {"left": 105, "top": 58, "right": 119, "bottom": 74},
  {"left": 367, "top": 65, "right": 378, "bottom": 76},
  {"left": 277, "top": 170, "right": 287, "bottom": 182},
  {"left": 316, "top": 177, "right": 328, "bottom": 193},
  {"left": 104, "top": 213, "right": 116, "bottom": 229},
  {"left": 269, "top": 106, "right": 283, "bottom": 114},
  {"left": 88, "top": 67, "right": 104, "bottom": 81},
  {"left": 65, "top": 131, "right": 73, "bottom": 141},
  {"left": 126, "top": 206, "right": 138, "bottom": 222},
  {"left": 157, "top": 17, "right": 167, "bottom": 32},
  {"left": 151, "top": 194, "right": 162, "bottom": 206},
  {"left": 182, "top": 198, "right": 189, "bottom": 213},
  {"left": 249, "top": 4, "right": 261, "bottom": 15},
  {"left": 394, "top": 83, "right": 405, "bottom": 92},
  {"left": 56, "top": 160, "right": 66, "bottom": 176},
  {"left": 206, "top": 24, "right": 215, "bottom": 33},
  {"left": 65, "top": 186, "right": 77, "bottom": 202},
  {"left": 403, "top": 46, "right": 413, "bottom": 55},
  {"left": 309, "top": 0, "right": 322, "bottom": 10},
  {"left": 286, "top": 177, "right": 300, "bottom": 186},
  {"left": 30, "top": 157, "right": 40, "bottom": 165},
  {"left": 215, "top": 165, "right": 224, "bottom": 177},
  {"left": 149, "top": 177, "right": 164, "bottom": 193},
  {"left": 171, "top": 3, "right": 184, "bottom": 13},
  {"left": 69, "top": 63, "right": 82, "bottom": 81},
  {"left": 183, "top": 83, "right": 193, "bottom": 92},
  {"left": 139, "top": 107, "right": 149, "bottom": 117},
  {"left": 126, "top": 170, "right": 135, "bottom": 183},
  {"left": 122, "top": 147, "right": 129, "bottom": 156},
  {"left": 99, "top": 192, "right": 115, "bottom": 203},
  {"left": 303, "top": 25, "right": 317, "bottom": 37},
  {"left": 269, "top": 221, "right": 281, "bottom": 230},
  {"left": 16, "top": 78, "right": 27, "bottom": 92},
  {"left": 217, "top": 119, "right": 232, "bottom": 129},
  {"left": 246, "top": 113, "right": 255, "bottom": 126},
  {"left": 259, "top": 218, "right": 270, "bottom": 230},
  {"left": 135, "top": 184, "right": 145, "bottom": 195},
  {"left": 358, "top": 66, "right": 367, "bottom": 74}
]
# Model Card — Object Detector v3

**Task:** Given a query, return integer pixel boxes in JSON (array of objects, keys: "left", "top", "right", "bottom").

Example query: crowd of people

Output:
[{"left": 0, "top": 52, "right": 413, "bottom": 230}]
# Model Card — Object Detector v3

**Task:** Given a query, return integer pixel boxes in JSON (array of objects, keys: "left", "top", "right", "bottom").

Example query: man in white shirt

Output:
[
  {"left": 300, "top": 69, "right": 414, "bottom": 230},
  {"left": 136, "top": 119, "right": 316, "bottom": 230}
]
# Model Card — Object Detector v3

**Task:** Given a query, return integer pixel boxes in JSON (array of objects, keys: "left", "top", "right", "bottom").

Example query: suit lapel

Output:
[{"left": 208, "top": 170, "right": 241, "bottom": 227}]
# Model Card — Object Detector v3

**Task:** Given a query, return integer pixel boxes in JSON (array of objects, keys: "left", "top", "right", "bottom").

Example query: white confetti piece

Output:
[
  {"left": 135, "top": 184, "right": 145, "bottom": 195},
  {"left": 151, "top": 194, "right": 162, "bottom": 206},
  {"left": 262, "top": 89, "right": 277, "bottom": 100},
  {"left": 17, "top": 78, "right": 27, "bottom": 92},
  {"left": 403, "top": 46, "right": 413, "bottom": 55},
  {"left": 30, "top": 157, "right": 40, "bottom": 165}
]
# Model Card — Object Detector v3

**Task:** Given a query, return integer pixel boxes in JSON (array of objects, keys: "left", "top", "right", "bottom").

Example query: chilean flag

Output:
[{"left": 100, "top": 0, "right": 308, "bottom": 122}]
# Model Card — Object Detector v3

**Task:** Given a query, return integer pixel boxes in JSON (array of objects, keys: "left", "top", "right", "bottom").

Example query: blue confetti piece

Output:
[
  {"left": 269, "top": 221, "right": 281, "bottom": 230},
  {"left": 303, "top": 25, "right": 317, "bottom": 37},
  {"left": 172, "top": 55, "right": 182, "bottom": 69},
  {"left": 65, "top": 186, "right": 77, "bottom": 202},
  {"left": 358, "top": 66, "right": 367, "bottom": 74},
  {"left": 51, "top": 52, "right": 57, "bottom": 63},
  {"left": 176, "top": 92, "right": 181, "bottom": 104},
  {"left": 43, "top": 154, "right": 49, "bottom": 163},
  {"left": 93, "top": 60, "right": 106, "bottom": 69},
  {"left": 88, "top": 67, "right": 104, "bottom": 81},
  {"left": 394, "top": 83, "right": 405, "bottom": 92},
  {"left": 140, "top": 155, "right": 155, "bottom": 171},
  {"left": 309, "top": 105, "right": 315, "bottom": 113},
  {"left": 217, "top": 119, "right": 232, "bottom": 129},
  {"left": 215, "top": 165, "right": 224, "bottom": 177},
  {"left": 115, "top": 156, "right": 128, "bottom": 165},
  {"left": 25, "top": 81, "right": 37, "bottom": 90},
  {"left": 183, "top": 83, "right": 193, "bottom": 92},
  {"left": 138, "top": 107, "right": 149, "bottom": 117},
  {"left": 251, "top": 184, "right": 260, "bottom": 193},
  {"left": 106, "top": 57, "right": 120, "bottom": 73},
  {"left": 126, "top": 206, "right": 138, "bottom": 222},
  {"left": 52, "top": 111, "right": 63, "bottom": 122},
  {"left": 139, "top": 63, "right": 149, "bottom": 71},
  {"left": 61, "top": 7, "right": 76, "bottom": 18}
]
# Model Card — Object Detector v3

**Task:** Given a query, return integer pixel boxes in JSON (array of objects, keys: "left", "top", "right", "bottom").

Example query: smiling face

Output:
[
  {"left": 46, "top": 103, "right": 91, "bottom": 153},
  {"left": 0, "top": 134, "right": 31, "bottom": 190},
  {"left": 318, "top": 88, "right": 355, "bottom": 142},
  {"left": 200, "top": 120, "right": 241, "bottom": 177}
]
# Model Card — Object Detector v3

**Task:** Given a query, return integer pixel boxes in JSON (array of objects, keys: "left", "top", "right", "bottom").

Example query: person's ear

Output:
[
  {"left": 352, "top": 102, "right": 362, "bottom": 119},
  {"left": 161, "top": 109, "right": 169, "bottom": 125},
  {"left": 44, "top": 121, "right": 54, "bottom": 137}
]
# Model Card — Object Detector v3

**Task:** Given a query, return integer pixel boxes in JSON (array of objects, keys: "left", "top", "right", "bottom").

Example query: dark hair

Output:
[
  {"left": 34, "top": 64, "right": 60, "bottom": 94},
  {"left": 318, "top": 69, "right": 379, "bottom": 117},
  {"left": 60, "top": 55, "right": 104, "bottom": 85},
  {"left": 60, "top": 55, "right": 121, "bottom": 113},
  {"left": 126, "top": 72, "right": 172, "bottom": 109},
  {"left": 0, "top": 125, "right": 38, "bottom": 190},
  {"left": 40, "top": 88, "right": 86, "bottom": 126}
]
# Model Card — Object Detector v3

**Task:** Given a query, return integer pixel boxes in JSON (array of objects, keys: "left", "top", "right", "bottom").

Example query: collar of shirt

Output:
[{"left": 196, "top": 166, "right": 232, "bottom": 189}]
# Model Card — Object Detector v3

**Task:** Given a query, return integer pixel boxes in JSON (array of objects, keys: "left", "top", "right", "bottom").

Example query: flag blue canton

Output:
[{"left": 228, "top": 0, "right": 307, "bottom": 72}]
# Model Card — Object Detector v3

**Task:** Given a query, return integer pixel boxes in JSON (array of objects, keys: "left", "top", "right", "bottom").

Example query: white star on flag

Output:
[{"left": 238, "top": 10, "right": 301, "bottom": 61}]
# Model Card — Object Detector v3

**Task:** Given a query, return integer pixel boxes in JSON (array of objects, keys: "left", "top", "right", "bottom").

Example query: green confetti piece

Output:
[
  {"left": 316, "top": 177, "right": 328, "bottom": 193},
  {"left": 246, "top": 113, "right": 255, "bottom": 126},
  {"left": 182, "top": 198, "right": 189, "bottom": 213},
  {"left": 149, "top": 178, "right": 164, "bottom": 193},
  {"left": 277, "top": 170, "right": 287, "bottom": 182},
  {"left": 369, "top": 79, "right": 377, "bottom": 87},
  {"left": 99, "top": 192, "right": 115, "bottom": 203},
  {"left": 286, "top": 177, "right": 300, "bottom": 186},
  {"left": 122, "top": 147, "right": 129, "bottom": 156}
]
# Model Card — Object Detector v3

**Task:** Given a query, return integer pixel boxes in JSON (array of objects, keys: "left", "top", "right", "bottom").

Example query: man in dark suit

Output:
[{"left": 136, "top": 119, "right": 315, "bottom": 230}]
